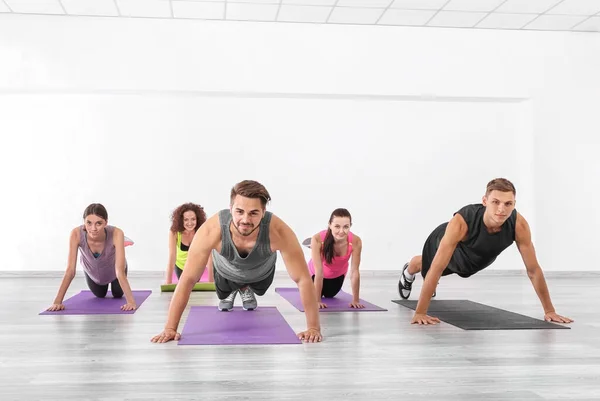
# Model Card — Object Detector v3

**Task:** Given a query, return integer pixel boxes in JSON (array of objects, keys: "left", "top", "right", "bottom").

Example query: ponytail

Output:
[{"left": 321, "top": 229, "right": 335, "bottom": 264}]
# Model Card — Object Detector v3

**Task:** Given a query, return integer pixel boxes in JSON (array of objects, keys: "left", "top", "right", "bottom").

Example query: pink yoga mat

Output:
[
  {"left": 39, "top": 290, "right": 152, "bottom": 315},
  {"left": 275, "top": 287, "right": 387, "bottom": 312},
  {"left": 171, "top": 268, "right": 210, "bottom": 283},
  {"left": 178, "top": 306, "right": 302, "bottom": 345}
]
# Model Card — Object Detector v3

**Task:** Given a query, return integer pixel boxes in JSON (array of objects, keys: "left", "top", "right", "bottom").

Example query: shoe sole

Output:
[{"left": 398, "top": 263, "right": 412, "bottom": 300}]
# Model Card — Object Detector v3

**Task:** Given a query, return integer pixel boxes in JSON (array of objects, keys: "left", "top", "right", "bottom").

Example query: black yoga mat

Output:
[{"left": 392, "top": 299, "right": 571, "bottom": 330}]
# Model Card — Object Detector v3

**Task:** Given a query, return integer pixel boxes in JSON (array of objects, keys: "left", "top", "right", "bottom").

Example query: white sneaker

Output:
[
  {"left": 239, "top": 287, "right": 257, "bottom": 311},
  {"left": 218, "top": 290, "right": 237, "bottom": 311}
]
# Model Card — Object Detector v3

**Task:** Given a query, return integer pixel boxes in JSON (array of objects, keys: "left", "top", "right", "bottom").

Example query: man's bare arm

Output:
[
  {"left": 515, "top": 212, "right": 573, "bottom": 323},
  {"left": 271, "top": 215, "right": 322, "bottom": 342},
  {"left": 151, "top": 214, "right": 221, "bottom": 343},
  {"left": 412, "top": 214, "right": 467, "bottom": 325}
]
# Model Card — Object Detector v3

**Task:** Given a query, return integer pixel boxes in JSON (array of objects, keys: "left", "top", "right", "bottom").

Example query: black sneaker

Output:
[{"left": 398, "top": 262, "right": 414, "bottom": 299}]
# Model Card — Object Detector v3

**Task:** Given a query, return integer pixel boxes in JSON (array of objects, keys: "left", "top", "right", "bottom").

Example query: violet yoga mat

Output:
[
  {"left": 275, "top": 287, "right": 387, "bottom": 312},
  {"left": 178, "top": 306, "right": 302, "bottom": 345},
  {"left": 39, "top": 290, "right": 152, "bottom": 315}
]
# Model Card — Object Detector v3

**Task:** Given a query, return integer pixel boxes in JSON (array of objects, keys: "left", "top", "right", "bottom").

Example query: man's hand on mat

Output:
[
  {"left": 318, "top": 302, "right": 328, "bottom": 309},
  {"left": 151, "top": 328, "right": 181, "bottom": 343},
  {"left": 47, "top": 303, "right": 65, "bottom": 312},
  {"left": 349, "top": 301, "right": 365, "bottom": 309},
  {"left": 120, "top": 302, "right": 137, "bottom": 311},
  {"left": 297, "top": 328, "right": 322, "bottom": 343},
  {"left": 544, "top": 311, "right": 574, "bottom": 323},
  {"left": 411, "top": 313, "right": 441, "bottom": 325}
]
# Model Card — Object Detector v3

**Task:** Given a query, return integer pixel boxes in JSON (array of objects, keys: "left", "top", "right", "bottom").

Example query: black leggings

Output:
[
  {"left": 312, "top": 274, "right": 345, "bottom": 298},
  {"left": 84, "top": 269, "right": 127, "bottom": 298},
  {"left": 174, "top": 265, "right": 183, "bottom": 280}
]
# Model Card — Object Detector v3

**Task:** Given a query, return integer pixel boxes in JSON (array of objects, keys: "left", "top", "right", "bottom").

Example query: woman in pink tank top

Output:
[
  {"left": 46, "top": 203, "right": 137, "bottom": 312},
  {"left": 307, "top": 208, "right": 364, "bottom": 309}
]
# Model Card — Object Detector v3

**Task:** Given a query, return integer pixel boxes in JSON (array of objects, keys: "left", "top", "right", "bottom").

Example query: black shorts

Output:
[
  {"left": 421, "top": 222, "right": 456, "bottom": 279},
  {"left": 213, "top": 267, "right": 276, "bottom": 300}
]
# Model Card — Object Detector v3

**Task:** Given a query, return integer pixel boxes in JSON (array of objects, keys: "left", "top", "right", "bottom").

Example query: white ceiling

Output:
[{"left": 1, "top": 0, "right": 599, "bottom": 32}]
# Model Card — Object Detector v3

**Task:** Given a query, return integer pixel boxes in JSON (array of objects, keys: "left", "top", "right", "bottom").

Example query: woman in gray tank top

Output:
[{"left": 46, "top": 203, "right": 137, "bottom": 312}]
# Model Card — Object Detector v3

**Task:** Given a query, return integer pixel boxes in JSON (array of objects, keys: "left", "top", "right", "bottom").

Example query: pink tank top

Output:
[{"left": 308, "top": 230, "right": 353, "bottom": 279}]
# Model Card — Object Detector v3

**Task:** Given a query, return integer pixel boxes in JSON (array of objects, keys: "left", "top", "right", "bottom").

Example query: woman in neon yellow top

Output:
[{"left": 165, "top": 202, "right": 212, "bottom": 284}]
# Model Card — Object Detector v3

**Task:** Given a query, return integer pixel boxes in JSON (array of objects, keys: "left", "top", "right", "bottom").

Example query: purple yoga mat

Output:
[
  {"left": 275, "top": 287, "right": 387, "bottom": 312},
  {"left": 39, "top": 290, "right": 152, "bottom": 315},
  {"left": 178, "top": 306, "right": 302, "bottom": 345}
]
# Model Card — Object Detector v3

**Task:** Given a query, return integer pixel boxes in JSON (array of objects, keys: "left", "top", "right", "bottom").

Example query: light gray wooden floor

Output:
[{"left": 1, "top": 271, "right": 598, "bottom": 401}]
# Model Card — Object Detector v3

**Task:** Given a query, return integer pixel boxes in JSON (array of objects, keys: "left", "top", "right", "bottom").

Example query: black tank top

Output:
[{"left": 448, "top": 203, "right": 517, "bottom": 277}]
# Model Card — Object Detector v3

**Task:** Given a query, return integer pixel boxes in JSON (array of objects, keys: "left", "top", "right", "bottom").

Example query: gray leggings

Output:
[{"left": 84, "top": 268, "right": 127, "bottom": 298}]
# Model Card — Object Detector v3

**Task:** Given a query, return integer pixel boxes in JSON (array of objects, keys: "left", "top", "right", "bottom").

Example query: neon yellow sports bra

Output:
[{"left": 175, "top": 231, "right": 190, "bottom": 269}]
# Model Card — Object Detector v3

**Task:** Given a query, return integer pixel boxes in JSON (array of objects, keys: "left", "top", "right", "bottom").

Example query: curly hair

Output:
[{"left": 170, "top": 203, "right": 207, "bottom": 233}]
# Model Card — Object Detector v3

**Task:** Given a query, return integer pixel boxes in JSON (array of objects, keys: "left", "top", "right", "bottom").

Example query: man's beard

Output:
[{"left": 234, "top": 222, "right": 260, "bottom": 237}]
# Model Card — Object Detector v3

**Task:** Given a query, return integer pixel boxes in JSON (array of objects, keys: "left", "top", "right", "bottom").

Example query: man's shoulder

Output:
[
  {"left": 201, "top": 213, "right": 225, "bottom": 236},
  {"left": 457, "top": 203, "right": 483, "bottom": 213},
  {"left": 266, "top": 212, "right": 284, "bottom": 229},
  {"left": 266, "top": 213, "right": 293, "bottom": 243},
  {"left": 453, "top": 203, "right": 483, "bottom": 221}
]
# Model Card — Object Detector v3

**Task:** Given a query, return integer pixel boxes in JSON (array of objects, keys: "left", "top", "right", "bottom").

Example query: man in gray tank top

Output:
[
  {"left": 151, "top": 180, "right": 322, "bottom": 343},
  {"left": 398, "top": 178, "right": 573, "bottom": 326}
]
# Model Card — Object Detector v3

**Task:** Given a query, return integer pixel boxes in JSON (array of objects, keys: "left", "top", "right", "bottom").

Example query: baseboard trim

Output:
[{"left": 0, "top": 270, "right": 598, "bottom": 278}]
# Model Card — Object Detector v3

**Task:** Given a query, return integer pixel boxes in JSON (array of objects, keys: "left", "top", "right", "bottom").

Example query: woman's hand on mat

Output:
[
  {"left": 411, "top": 313, "right": 441, "bottom": 325},
  {"left": 318, "top": 302, "right": 328, "bottom": 309},
  {"left": 151, "top": 328, "right": 181, "bottom": 343},
  {"left": 349, "top": 301, "right": 365, "bottom": 309},
  {"left": 544, "top": 311, "right": 574, "bottom": 323},
  {"left": 47, "top": 303, "right": 65, "bottom": 312},
  {"left": 120, "top": 302, "right": 137, "bottom": 311},
  {"left": 297, "top": 328, "right": 322, "bottom": 343}
]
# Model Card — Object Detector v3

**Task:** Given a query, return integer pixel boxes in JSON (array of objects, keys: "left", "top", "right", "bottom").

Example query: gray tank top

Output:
[
  {"left": 79, "top": 225, "right": 119, "bottom": 285},
  {"left": 211, "top": 209, "right": 277, "bottom": 283}
]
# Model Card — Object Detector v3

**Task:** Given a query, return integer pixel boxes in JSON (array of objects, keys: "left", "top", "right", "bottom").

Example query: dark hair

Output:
[
  {"left": 170, "top": 203, "right": 207, "bottom": 233},
  {"left": 322, "top": 208, "right": 352, "bottom": 264},
  {"left": 486, "top": 178, "right": 516, "bottom": 197},
  {"left": 83, "top": 203, "right": 108, "bottom": 221},
  {"left": 230, "top": 180, "right": 271, "bottom": 209}
]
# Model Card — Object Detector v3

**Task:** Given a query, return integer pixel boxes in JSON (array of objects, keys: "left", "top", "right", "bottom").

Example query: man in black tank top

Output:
[
  {"left": 398, "top": 178, "right": 572, "bottom": 326},
  {"left": 151, "top": 180, "right": 323, "bottom": 344}
]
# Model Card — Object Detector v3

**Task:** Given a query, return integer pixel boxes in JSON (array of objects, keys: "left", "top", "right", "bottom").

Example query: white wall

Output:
[
  {"left": 532, "top": 37, "right": 600, "bottom": 273},
  {"left": 0, "top": 14, "right": 598, "bottom": 273}
]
